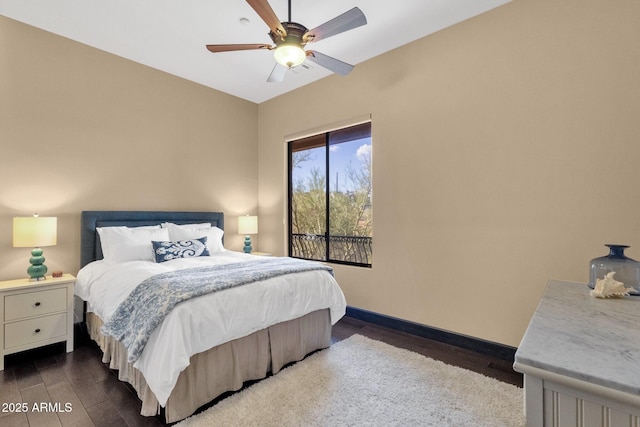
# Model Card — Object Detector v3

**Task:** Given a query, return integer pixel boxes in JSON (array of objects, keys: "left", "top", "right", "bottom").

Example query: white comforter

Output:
[{"left": 75, "top": 251, "right": 346, "bottom": 406}]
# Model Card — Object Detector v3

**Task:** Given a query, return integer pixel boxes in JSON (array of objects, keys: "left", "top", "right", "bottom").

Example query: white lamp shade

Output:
[
  {"left": 13, "top": 216, "right": 57, "bottom": 247},
  {"left": 238, "top": 215, "right": 258, "bottom": 235}
]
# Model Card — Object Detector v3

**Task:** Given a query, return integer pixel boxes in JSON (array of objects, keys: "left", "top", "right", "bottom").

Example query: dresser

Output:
[
  {"left": 514, "top": 280, "right": 640, "bottom": 426},
  {"left": 0, "top": 274, "right": 75, "bottom": 370}
]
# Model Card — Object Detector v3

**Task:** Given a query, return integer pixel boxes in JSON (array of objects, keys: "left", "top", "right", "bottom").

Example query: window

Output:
[{"left": 288, "top": 122, "right": 372, "bottom": 267}]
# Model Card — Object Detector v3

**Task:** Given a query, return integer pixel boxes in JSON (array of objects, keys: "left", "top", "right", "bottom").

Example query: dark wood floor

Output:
[{"left": 0, "top": 317, "right": 522, "bottom": 427}]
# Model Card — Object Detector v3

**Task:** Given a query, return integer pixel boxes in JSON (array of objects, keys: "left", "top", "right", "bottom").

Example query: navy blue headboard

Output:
[{"left": 80, "top": 211, "right": 224, "bottom": 268}]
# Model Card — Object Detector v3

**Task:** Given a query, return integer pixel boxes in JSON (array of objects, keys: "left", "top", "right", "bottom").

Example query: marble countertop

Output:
[{"left": 514, "top": 280, "right": 640, "bottom": 396}]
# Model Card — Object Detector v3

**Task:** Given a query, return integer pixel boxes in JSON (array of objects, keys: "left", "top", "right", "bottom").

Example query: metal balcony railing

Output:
[{"left": 291, "top": 234, "right": 372, "bottom": 265}]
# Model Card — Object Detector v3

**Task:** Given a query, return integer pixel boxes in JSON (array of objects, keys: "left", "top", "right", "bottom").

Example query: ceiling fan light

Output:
[{"left": 274, "top": 43, "right": 306, "bottom": 68}]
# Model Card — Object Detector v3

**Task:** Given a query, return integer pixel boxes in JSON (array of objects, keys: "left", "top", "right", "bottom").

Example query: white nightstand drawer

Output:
[
  {"left": 4, "top": 313, "right": 67, "bottom": 349},
  {"left": 4, "top": 287, "right": 67, "bottom": 321},
  {"left": 0, "top": 274, "right": 75, "bottom": 370}
]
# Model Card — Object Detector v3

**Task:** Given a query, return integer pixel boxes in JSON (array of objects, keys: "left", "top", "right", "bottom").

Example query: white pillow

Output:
[
  {"left": 161, "top": 222, "right": 211, "bottom": 231},
  {"left": 97, "top": 226, "right": 170, "bottom": 263},
  {"left": 161, "top": 223, "right": 225, "bottom": 253},
  {"left": 204, "top": 226, "right": 225, "bottom": 253}
]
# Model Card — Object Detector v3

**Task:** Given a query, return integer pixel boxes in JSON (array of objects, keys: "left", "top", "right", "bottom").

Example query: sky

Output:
[{"left": 292, "top": 137, "right": 371, "bottom": 193}]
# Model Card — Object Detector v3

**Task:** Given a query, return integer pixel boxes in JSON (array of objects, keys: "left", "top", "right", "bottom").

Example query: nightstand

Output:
[
  {"left": 251, "top": 252, "right": 272, "bottom": 256},
  {"left": 0, "top": 274, "right": 75, "bottom": 371}
]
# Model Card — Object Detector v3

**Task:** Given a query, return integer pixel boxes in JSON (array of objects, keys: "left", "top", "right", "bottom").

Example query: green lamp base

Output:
[
  {"left": 27, "top": 247, "right": 48, "bottom": 281},
  {"left": 243, "top": 236, "right": 253, "bottom": 254}
]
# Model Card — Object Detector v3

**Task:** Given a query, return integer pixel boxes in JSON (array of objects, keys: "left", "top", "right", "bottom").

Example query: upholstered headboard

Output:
[{"left": 80, "top": 210, "right": 224, "bottom": 268}]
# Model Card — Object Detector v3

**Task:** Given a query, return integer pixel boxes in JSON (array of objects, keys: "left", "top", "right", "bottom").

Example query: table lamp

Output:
[
  {"left": 238, "top": 215, "right": 258, "bottom": 254},
  {"left": 13, "top": 214, "right": 57, "bottom": 281}
]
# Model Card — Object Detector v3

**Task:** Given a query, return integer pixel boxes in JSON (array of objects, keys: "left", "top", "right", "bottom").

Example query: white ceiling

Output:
[{"left": 0, "top": 0, "right": 509, "bottom": 104}]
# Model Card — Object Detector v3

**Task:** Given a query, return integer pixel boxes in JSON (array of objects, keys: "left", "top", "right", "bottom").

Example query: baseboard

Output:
[{"left": 345, "top": 306, "right": 516, "bottom": 362}]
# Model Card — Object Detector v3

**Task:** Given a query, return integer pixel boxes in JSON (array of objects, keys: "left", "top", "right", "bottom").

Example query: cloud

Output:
[
  {"left": 356, "top": 144, "right": 371, "bottom": 162},
  {"left": 329, "top": 145, "right": 339, "bottom": 152}
]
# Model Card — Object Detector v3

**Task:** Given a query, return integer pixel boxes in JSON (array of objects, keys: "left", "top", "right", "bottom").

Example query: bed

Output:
[{"left": 76, "top": 210, "right": 346, "bottom": 423}]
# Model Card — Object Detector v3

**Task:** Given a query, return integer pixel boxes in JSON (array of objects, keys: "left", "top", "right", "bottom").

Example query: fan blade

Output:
[
  {"left": 303, "top": 7, "right": 367, "bottom": 43},
  {"left": 246, "top": 0, "right": 287, "bottom": 38},
  {"left": 306, "top": 51, "right": 354, "bottom": 76},
  {"left": 206, "top": 44, "right": 272, "bottom": 53},
  {"left": 267, "top": 63, "right": 287, "bottom": 83}
]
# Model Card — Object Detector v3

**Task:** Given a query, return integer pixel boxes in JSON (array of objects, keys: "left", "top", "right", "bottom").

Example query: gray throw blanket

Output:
[{"left": 100, "top": 257, "right": 334, "bottom": 363}]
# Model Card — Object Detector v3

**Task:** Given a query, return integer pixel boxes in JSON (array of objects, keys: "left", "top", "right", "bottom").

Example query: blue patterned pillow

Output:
[{"left": 152, "top": 237, "right": 210, "bottom": 263}]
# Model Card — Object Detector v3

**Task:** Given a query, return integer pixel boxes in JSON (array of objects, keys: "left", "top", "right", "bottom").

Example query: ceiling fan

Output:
[{"left": 206, "top": 0, "right": 367, "bottom": 82}]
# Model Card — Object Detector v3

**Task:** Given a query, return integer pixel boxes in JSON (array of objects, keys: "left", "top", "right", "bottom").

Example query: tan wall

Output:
[
  {"left": 0, "top": 16, "right": 259, "bottom": 281},
  {"left": 258, "top": 0, "right": 640, "bottom": 347}
]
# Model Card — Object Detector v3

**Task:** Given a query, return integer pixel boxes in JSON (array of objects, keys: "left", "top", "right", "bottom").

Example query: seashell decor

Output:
[{"left": 590, "top": 271, "right": 636, "bottom": 298}]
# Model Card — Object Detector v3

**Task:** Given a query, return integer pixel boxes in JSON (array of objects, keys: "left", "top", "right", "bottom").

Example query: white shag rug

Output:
[{"left": 176, "top": 334, "right": 525, "bottom": 427}]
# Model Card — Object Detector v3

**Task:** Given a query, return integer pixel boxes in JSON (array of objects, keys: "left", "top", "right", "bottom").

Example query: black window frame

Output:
[{"left": 287, "top": 121, "right": 372, "bottom": 268}]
